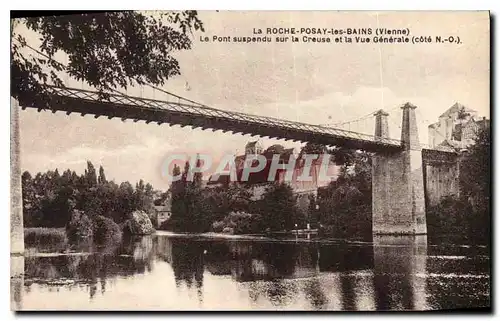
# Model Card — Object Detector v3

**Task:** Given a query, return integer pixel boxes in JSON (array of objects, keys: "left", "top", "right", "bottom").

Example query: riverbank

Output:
[
  {"left": 155, "top": 230, "right": 379, "bottom": 246},
  {"left": 24, "top": 227, "right": 67, "bottom": 243},
  {"left": 23, "top": 227, "right": 490, "bottom": 250}
]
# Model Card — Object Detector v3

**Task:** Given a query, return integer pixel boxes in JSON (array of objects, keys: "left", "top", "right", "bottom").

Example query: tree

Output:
[
  {"left": 460, "top": 127, "right": 490, "bottom": 208},
  {"left": 21, "top": 164, "right": 162, "bottom": 228},
  {"left": 164, "top": 156, "right": 211, "bottom": 232},
  {"left": 299, "top": 142, "right": 327, "bottom": 157},
  {"left": 168, "top": 164, "right": 189, "bottom": 231},
  {"left": 21, "top": 171, "right": 39, "bottom": 227},
  {"left": 85, "top": 160, "right": 98, "bottom": 187},
  {"left": 200, "top": 183, "right": 253, "bottom": 231},
  {"left": 264, "top": 144, "right": 285, "bottom": 157},
  {"left": 154, "top": 190, "right": 171, "bottom": 206},
  {"left": 336, "top": 151, "right": 372, "bottom": 199},
  {"left": 316, "top": 150, "right": 373, "bottom": 238},
  {"left": 259, "top": 183, "right": 298, "bottom": 231},
  {"left": 98, "top": 165, "right": 107, "bottom": 184},
  {"left": 190, "top": 156, "right": 208, "bottom": 231},
  {"left": 457, "top": 126, "right": 490, "bottom": 241},
  {"left": 11, "top": 11, "right": 204, "bottom": 103},
  {"left": 191, "top": 155, "right": 204, "bottom": 190}
]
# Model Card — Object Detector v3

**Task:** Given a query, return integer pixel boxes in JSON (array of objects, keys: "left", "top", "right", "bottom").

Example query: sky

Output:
[{"left": 17, "top": 11, "right": 490, "bottom": 190}]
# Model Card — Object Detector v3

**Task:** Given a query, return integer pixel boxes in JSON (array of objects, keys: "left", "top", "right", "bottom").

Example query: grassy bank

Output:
[{"left": 24, "top": 227, "right": 68, "bottom": 250}]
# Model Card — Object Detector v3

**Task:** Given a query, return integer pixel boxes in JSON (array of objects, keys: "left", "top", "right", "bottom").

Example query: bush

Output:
[
  {"left": 65, "top": 209, "right": 122, "bottom": 245},
  {"left": 212, "top": 211, "right": 263, "bottom": 235},
  {"left": 212, "top": 220, "right": 225, "bottom": 233},
  {"left": 427, "top": 195, "right": 489, "bottom": 244},
  {"left": 222, "top": 227, "right": 234, "bottom": 234},
  {"left": 122, "top": 210, "right": 155, "bottom": 235},
  {"left": 92, "top": 215, "right": 122, "bottom": 244},
  {"left": 66, "top": 210, "right": 94, "bottom": 241}
]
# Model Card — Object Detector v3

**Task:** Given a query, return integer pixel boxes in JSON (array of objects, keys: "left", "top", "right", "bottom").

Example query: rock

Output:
[
  {"left": 222, "top": 227, "right": 234, "bottom": 235},
  {"left": 123, "top": 210, "right": 156, "bottom": 235}
]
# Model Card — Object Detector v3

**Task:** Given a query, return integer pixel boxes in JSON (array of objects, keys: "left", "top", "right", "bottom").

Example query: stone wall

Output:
[
  {"left": 422, "top": 150, "right": 462, "bottom": 208},
  {"left": 423, "top": 162, "right": 460, "bottom": 207},
  {"left": 372, "top": 150, "right": 427, "bottom": 235}
]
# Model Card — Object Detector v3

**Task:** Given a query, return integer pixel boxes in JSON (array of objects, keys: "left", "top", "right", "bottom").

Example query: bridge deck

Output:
[{"left": 18, "top": 86, "right": 405, "bottom": 152}]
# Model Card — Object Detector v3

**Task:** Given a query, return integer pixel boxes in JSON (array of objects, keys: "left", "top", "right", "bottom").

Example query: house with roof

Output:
[
  {"left": 428, "top": 102, "right": 489, "bottom": 150},
  {"left": 153, "top": 191, "right": 172, "bottom": 228},
  {"left": 206, "top": 140, "right": 340, "bottom": 201}
]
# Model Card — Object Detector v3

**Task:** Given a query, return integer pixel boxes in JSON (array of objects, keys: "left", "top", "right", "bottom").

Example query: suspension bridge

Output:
[
  {"left": 16, "top": 83, "right": 455, "bottom": 155},
  {"left": 18, "top": 84, "right": 407, "bottom": 153},
  {"left": 11, "top": 40, "right": 463, "bottom": 243},
  {"left": 14, "top": 39, "right": 454, "bottom": 155}
]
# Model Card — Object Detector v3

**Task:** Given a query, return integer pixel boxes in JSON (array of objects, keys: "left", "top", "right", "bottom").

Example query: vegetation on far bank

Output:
[
  {"left": 22, "top": 129, "right": 490, "bottom": 245},
  {"left": 427, "top": 127, "right": 490, "bottom": 244},
  {"left": 22, "top": 161, "right": 160, "bottom": 244},
  {"left": 161, "top": 144, "right": 375, "bottom": 239},
  {"left": 161, "top": 128, "right": 490, "bottom": 244}
]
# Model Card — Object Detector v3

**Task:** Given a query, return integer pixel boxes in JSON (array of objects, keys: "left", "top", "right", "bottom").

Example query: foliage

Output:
[
  {"left": 428, "top": 127, "right": 490, "bottom": 244},
  {"left": 212, "top": 211, "right": 263, "bottom": 235},
  {"left": 66, "top": 210, "right": 94, "bottom": 241},
  {"left": 11, "top": 11, "right": 204, "bottom": 103},
  {"left": 122, "top": 210, "right": 156, "bottom": 235},
  {"left": 164, "top": 162, "right": 305, "bottom": 234},
  {"left": 24, "top": 227, "right": 67, "bottom": 248},
  {"left": 317, "top": 151, "right": 372, "bottom": 238},
  {"left": 298, "top": 142, "right": 327, "bottom": 157},
  {"left": 154, "top": 190, "right": 171, "bottom": 206},
  {"left": 263, "top": 144, "right": 286, "bottom": 158},
  {"left": 202, "top": 183, "right": 252, "bottom": 222},
  {"left": 426, "top": 196, "right": 470, "bottom": 235},
  {"left": 22, "top": 161, "right": 158, "bottom": 229},
  {"left": 166, "top": 157, "right": 207, "bottom": 232},
  {"left": 298, "top": 142, "right": 364, "bottom": 166},
  {"left": 257, "top": 183, "right": 299, "bottom": 231},
  {"left": 66, "top": 211, "right": 122, "bottom": 245},
  {"left": 307, "top": 193, "right": 319, "bottom": 225},
  {"left": 459, "top": 127, "right": 490, "bottom": 212},
  {"left": 92, "top": 215, "right": 123, "bottom": 245}
]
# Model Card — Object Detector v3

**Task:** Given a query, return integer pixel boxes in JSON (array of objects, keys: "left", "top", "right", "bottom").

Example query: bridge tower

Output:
[{"left": 372, "top": 104, "right": 427, "bottom": 235}]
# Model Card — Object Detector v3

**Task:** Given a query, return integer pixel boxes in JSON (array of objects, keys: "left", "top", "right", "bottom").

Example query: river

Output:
[{"left": 11, "top": 232, "right": 490, "bottom": 311}]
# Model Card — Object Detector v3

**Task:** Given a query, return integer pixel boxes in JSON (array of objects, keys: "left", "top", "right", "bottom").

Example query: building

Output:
[
  {"left": 153, "top": 203, "right": 172, "bottom": 228},
  {"left": 206, "top": 141, "right": 341, "bottom": 205},
  {"left": 245, "top": 140, "right": 263, "bottom": 155},
  {"left": 428, "top": 102, "right": 490, "bottom": 150}
]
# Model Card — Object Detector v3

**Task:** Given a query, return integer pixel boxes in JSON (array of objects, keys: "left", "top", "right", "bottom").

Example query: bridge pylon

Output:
[{"left": 372, "top": 104, "right": 427, "bottom": 235}]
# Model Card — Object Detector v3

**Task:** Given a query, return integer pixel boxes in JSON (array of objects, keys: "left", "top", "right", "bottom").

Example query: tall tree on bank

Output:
[
  {"left": 460, "top": 127, "right": 490, "bottom": 209},
  {"left": 259, "top": 183, "right": 298, "bottom": 232},
  {"left": 168, "top": 164, "right": 186, "bottom": 231},
  {"left": 167, "top": 156, "right": 208, "bottom": 232},
  {"left": 11, "top": 11, "right": 204, "bottom": 102}
]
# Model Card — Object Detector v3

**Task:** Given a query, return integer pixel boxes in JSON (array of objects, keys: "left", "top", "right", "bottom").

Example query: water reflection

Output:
[
  {"left": 16, "top": 233, "right": 490, "bottom": 311},
  {"left": 372, "top": 235, "right": 428, "bottom": 311},
  {"left": 10, "top": 255, "right": 24, "bottom": 310},
  {"left": 23, "top": 236, "right": 156, "bottom": 300}
]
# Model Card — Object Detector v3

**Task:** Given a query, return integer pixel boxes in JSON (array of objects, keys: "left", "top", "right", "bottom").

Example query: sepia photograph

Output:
[{"left": 10, "top": 10, "right": 490, "bottom": 311}]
